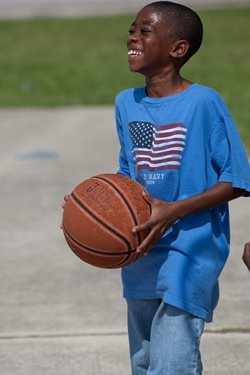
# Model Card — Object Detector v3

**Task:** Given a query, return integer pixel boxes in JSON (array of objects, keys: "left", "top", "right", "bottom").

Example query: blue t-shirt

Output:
[{"left": 115, "top": 83, "right": 250, "bottom": 322}]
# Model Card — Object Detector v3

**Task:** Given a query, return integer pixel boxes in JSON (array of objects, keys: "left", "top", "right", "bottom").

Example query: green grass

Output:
[
  {"left": 0, "top": 16, "right": 139, "bottom": 106},
  {"left": 0, "top": 8, "right": 249, "bottom": 147}
]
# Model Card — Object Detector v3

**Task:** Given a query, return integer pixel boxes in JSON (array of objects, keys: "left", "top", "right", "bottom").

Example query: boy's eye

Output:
[{"left": 128, "top": 27, "right": 152, "bottom": 35}]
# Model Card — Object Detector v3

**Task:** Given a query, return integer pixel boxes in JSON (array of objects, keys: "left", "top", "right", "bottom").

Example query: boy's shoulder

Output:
[
  {"left": 193, "top": 84, "right": 230, "bottom": 115},
  {"left": 115, "top": 87, "right": 144, "bottom": 105},
  {"left": 193, "top": 84, "right": 222, "bottom": 99}
]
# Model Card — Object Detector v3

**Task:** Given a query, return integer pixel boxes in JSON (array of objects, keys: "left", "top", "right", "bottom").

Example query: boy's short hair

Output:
[{"left": 144, "top": 1, "right": 203, "bottom": 64}]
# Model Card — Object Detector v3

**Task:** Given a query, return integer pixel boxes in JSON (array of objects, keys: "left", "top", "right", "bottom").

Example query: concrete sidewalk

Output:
[{"left": 0, "top": 107, "right": 249, "bottom": 374}]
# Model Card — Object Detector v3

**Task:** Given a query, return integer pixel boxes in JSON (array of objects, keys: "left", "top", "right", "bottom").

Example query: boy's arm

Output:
[
  {"left": 243, "top": 243, "right": 250, "bottom": 272},
  {"left": 133, "top": 182, "right": 244, "bottom": 255}
]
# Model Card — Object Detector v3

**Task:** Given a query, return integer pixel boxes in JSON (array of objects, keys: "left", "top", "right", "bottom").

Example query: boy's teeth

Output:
[{"left": 128, "top": 50, "right": 142, "bottom": 56}]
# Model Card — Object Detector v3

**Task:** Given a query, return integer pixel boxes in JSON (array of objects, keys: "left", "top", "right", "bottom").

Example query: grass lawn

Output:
[{"left": 0, "top": 7, "right": 249, "bottom": 147}]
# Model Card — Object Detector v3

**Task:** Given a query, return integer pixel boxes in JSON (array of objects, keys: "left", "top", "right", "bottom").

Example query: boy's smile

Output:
[
  {"left": 127, "top": 6, "right": 192, "bottom": 97},
  {"left": 127, "top": 7, "right": 174, "bottom": 77}
]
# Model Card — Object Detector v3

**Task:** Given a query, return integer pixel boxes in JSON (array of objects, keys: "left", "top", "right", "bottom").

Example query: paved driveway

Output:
[{"left": 0, "top": 107, "right": 249, "bottom": 374}]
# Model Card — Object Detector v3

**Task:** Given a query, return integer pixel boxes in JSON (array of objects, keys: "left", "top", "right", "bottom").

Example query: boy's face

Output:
[{"left": 127, "top": 7, "right": 175, "bottom": 76}]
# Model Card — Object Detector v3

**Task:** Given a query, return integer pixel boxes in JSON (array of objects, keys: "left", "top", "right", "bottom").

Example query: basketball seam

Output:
[
  {"left": 93, "top": 175, "right": 142, "bottom": 245},
  {"left": 71, "top": 192, "right": 131, "bottom": 250},
  {"left": 103, "top": 251, "right": 141, "bottom": 269},
  {"left": 63, "top": 224, "right": 137, "bottom": 256},
  {"left": 63, "top": 226, "right": 133, "bottom": 269},
  {"left": 63, "top": 224, "right": 140, "bottom": 268}
]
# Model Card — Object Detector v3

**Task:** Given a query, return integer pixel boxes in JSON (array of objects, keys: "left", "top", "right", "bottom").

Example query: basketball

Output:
[{"left": 62, "top": 173, "right": 151, "bottom": 269}]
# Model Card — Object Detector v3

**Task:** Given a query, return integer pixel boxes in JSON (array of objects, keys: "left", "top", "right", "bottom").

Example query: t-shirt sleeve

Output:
[
  {"left": 115, "top": 101, "right": 130, "bottom": 177},
  {"left": 210, "top": 114, "right": 250, "bottom": 195}
]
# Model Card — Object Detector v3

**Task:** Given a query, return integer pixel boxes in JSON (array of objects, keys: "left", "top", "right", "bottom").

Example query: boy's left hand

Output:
[
  {"left": 243, "top": 242, "right": 250, "bottom": 272},
  {"left": 132, "top": 193, "right": 180, "bottom": 255}
]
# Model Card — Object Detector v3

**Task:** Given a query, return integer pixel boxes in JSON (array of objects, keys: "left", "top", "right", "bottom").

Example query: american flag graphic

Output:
[{"left": 129, "top": 121, "right": 187, "bottom": 171}]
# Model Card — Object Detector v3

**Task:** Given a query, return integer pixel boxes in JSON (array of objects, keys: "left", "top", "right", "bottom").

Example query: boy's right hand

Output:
[
  {"left": 60, "top": 195, "right": 69, "bottom": 229},
  {"left": 132, "top": 193, "right": 181, "bottom": 256},
  {"left": 61, "top": 195, "right": 69, "bottom": 209},
  {"left": 243, "top": 242, "right": 250, "bottom": 272}
]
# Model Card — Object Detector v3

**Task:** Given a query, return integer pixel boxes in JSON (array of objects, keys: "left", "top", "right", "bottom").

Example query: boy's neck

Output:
[{"left": 145, "top": 71, "right": 192, "bottom": 98}]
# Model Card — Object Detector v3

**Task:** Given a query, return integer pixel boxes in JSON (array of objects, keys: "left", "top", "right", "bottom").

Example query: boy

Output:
[
  {"left": 243, "top": 242, "right": 250, "bottom": 271},
  {"left": 115, "top": 1, "right": 250, "bottom": 374}
]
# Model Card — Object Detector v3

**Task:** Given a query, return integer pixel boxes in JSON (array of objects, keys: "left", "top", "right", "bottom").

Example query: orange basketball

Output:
[{"left": 62, "top": 173, "right": 151, "bottom": 269}]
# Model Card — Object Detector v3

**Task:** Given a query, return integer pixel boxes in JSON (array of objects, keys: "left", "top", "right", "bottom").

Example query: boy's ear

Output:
[{"left": 170, "top": 40, "right": 190, "bottom": 60}]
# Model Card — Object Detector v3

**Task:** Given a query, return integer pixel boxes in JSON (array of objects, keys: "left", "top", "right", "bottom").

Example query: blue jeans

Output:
[{"left": 127, "top": 299, "right": 205, "bottom": 375}]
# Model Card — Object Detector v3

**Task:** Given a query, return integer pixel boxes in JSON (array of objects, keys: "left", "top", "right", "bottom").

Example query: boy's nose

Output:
[{"left": 127, "top": 32, "right": 140, "bottom": 45}]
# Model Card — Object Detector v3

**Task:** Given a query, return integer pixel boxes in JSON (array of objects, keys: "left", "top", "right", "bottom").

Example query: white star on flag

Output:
[{"left": 129, "top": 121, "right": 187, "bottom": 171}]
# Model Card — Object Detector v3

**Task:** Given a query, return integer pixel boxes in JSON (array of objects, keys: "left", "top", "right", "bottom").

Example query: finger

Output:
[
  {"left": 132, "top": 220, "right": 153, "bottom": 234},
  {"left": 61, "top": 195, "right": 69, "bottom": 209},
  {"left": 243, "top": 256, "right": 250, "bottom": 272},
  {"left": 244, "top": 242, "right": 250, "bottom": 252},
  {"left": 243, "top": 243, "right": 250, "bottom": 271},
  {"left": 142, "top": 191, "right": 152, "bottom": 203},
  {"left": 136, "top": 237, "right": 153, "bottom": 255},
  {"left": 136, "top": 226, "right": 162, "bottom": 255}
]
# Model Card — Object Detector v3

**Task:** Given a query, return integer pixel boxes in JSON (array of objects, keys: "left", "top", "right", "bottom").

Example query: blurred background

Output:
[{"left": 0, "top": 1, "right": 249, "bottom": 374}]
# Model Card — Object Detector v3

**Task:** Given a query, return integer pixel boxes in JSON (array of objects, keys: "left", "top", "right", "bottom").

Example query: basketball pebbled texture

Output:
[{"left": 62, "top": 173, "right": 151, "bottom": 269}]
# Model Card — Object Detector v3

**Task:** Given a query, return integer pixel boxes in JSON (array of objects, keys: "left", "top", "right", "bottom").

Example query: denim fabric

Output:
[{"left": 127, "top": 299, "right": 205, "bottom": 375}]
